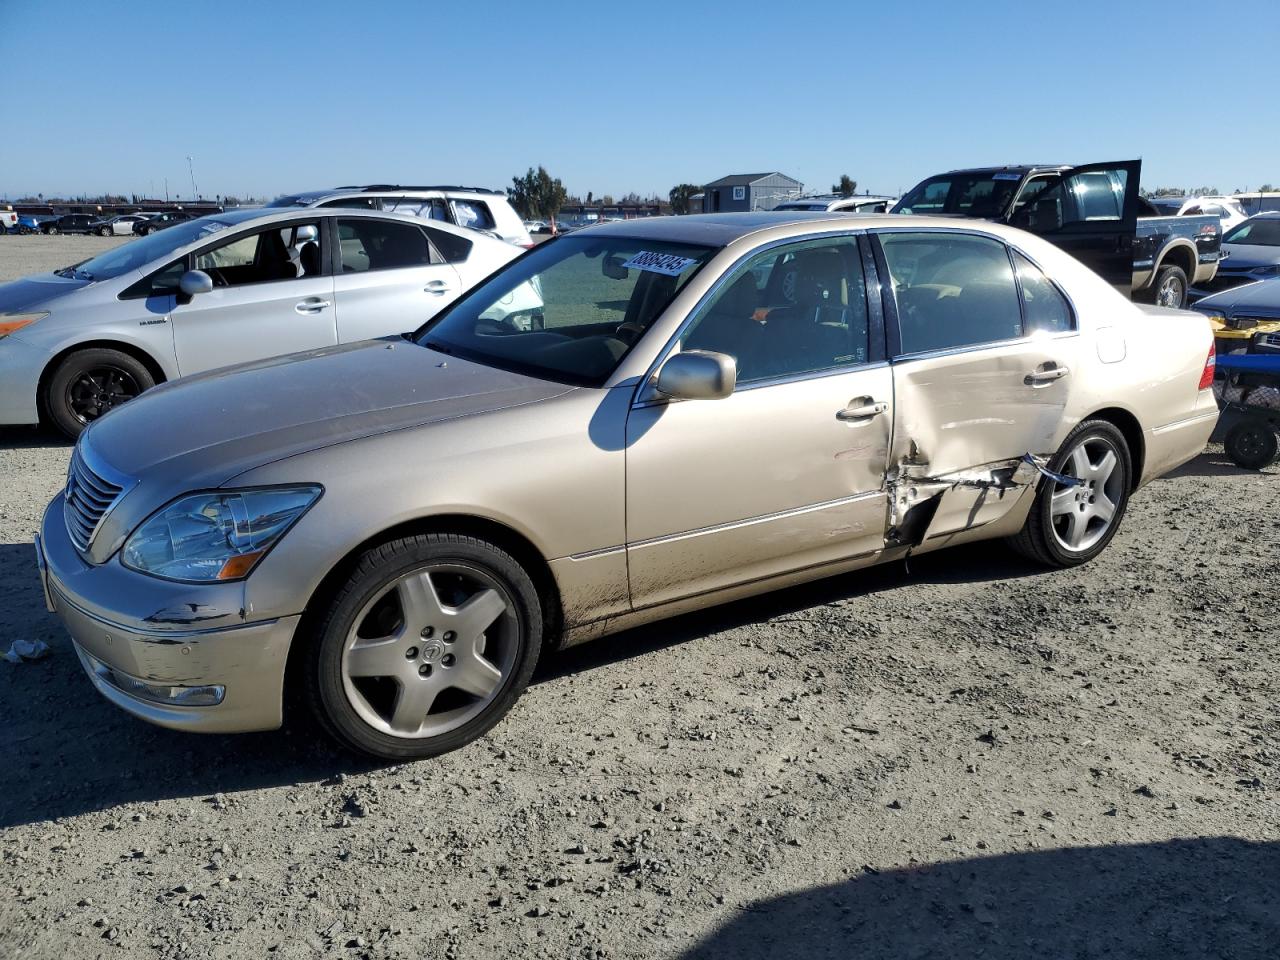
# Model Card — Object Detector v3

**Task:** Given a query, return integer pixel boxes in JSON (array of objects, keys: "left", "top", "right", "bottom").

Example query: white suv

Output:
[
  {"left": 773, "top": 194, "right": 897, "bottom": 214},
  {"left": 268, "top": 185, "right": 533, "bottom": 247}
]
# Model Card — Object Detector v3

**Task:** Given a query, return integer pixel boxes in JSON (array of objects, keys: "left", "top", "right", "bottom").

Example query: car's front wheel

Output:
[
  {"left": 43, "top": 225, "right": 58, "bottom": 235},
  {"left": 98, "top": 225, "right": 112, "bottom": 236},
  {"left": 45, "top": 347, "right": 155, "bottom": 438},
  {"left": 306, "top": 533, "right": 543, "bottom": 760},
  {"left": 1008, "top": 419, "right": 1132, "bottom": 567}
]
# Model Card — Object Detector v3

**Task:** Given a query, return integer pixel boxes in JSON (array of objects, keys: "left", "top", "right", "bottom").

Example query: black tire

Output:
[
  {"left": 44, "top": 347, "right": 155, "bottom": 439},
  {"left": 98, "top": 226, "right": 112, "bottom": 236},
  {"left": 1007, "top": 419, "right": 1133, "bottom": 568},
  {"left": 141, "top": 226, "right": 154, "bottom": 235},
  {"left": 1224, "top": 420, "right": 1278, "bottom": 470},
  {"left": 44, "top": 225, "right": 58, "bottom": 235},
  {"left": 305, "top": 533, "right": 544, "bottom": 761},
  {"left": 1142, "top": 263, "right": 1189, "bottom": 309}
]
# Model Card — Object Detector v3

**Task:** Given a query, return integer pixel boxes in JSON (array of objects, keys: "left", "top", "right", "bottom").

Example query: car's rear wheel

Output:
[
  {"left": 1008, "top": 419, "right": 1132, "bottom": 567},
  {"left": 1224, "top": 420, "right": 1278, "bottom": 470},
  {"left": 1148, "top": 264, "right": 1189, "bottom": 309},
  {"left": 44, "top": 225, "right": 58, "bottom": 235},
  {"left": 45, "top": 348, "right": 155, "bottom": 438},
  {"left": 306, "top": 533, "right": 543, "bottom": 760}
]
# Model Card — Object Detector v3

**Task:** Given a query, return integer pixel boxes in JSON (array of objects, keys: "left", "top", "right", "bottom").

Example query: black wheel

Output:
[
  {"left": 1147, "top": 264, "right": 1189, "bottom": 309},
  {"left": 141, "top": 225, "right": 154, "bottom": 235},
  {"left": 98, "top": 225, "right": 112, "bottom": 236},
  {"left": 1008, "top": 419, "right": 1133, "bottom": 568},
  {"left": 306, "top": 533, "right": 543, "bottom": 761},
  {"left": 44, "top": 225, "right": 58, "bottom": 235},
  {"left": 45, "top": 348, "right": 155, "bottom": 438},
  {"left": 1225, "top": 420, "right": 1278, "bottom": 470}
]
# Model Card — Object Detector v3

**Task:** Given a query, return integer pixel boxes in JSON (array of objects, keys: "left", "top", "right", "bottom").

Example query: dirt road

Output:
[{"left": 0, "top": 236, "right": 1276, "bottom": 959}]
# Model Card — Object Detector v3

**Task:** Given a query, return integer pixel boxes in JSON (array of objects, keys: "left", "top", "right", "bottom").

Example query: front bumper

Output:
[
  {"left": 0, "top": 335, "right": 45, "bottom": 425},
  {"left": 38, "top": 497, "right": 300, "bottom": 733}
]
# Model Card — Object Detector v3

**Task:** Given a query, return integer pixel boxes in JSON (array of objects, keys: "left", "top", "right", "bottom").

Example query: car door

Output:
[
  {"left": 330, "top": 217, "right": 462, "bottom": 342},
  {"left": 169, "top": 219, "right": 336, "bottom": 375},
  {"left": 874, "top": 229, "right": 1080, "bottom": 540},
  {"left": 624, "top": 234, "right": 893, "bottom": 608},
  {"left": 1006, "top": 160, "right": 1142, "bottom": 295}
]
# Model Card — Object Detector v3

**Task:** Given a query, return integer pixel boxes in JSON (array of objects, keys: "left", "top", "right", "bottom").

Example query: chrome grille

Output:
[{"left": 63, "top": 446, "right": 124, "bottom": 552}]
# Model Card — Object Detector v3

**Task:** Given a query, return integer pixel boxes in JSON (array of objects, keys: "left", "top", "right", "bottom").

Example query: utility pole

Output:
[
  {"left": 164, "top": 178, "right": 169, "bottom": 202},
  {"left": 187, "top": 156, "right": 198, "bottom": 199}
]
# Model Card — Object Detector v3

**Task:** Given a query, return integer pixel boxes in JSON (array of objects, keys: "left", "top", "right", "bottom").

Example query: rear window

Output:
[{"left": 450, "top": 199, "right": 496, "bottom": 230}]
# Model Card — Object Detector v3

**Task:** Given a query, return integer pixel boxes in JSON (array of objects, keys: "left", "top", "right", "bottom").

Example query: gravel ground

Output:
[{"left": 1, "top": 235, "right": 1278, "bottom": 959}]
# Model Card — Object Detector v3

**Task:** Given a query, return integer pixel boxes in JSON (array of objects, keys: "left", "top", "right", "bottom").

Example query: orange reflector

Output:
[
  {"left": 217, "top": 550, "right": 266, "bottom": 580},
  {"left": 0, "top": 319, "right": 34, "bottom": 337}
]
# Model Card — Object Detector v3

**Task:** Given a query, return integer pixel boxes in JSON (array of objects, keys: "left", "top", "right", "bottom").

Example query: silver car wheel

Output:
[
  {"left": 1049, "top": 436, "right": 1125, "bottom": 552},
  {"left": 340, "top": 563, "right": 518, "bottom": 739},
  {"left": 1156, "top": 274, "right": 1183, "bottom": 307}
]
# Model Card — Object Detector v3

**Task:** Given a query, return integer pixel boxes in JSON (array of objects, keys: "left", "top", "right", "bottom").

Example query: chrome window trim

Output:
[{"left": 632, "top": 228, "right": 873, "bottom": 407}]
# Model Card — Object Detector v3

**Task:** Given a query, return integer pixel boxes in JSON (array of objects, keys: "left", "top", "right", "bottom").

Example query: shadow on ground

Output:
[
  {"left": 681, "top": 837, "right": 1279, "bottom": 959},
  {"left": 0, "top": 537, "right": 1037, "bottom": 828},
  {"left": 0, "top": 425, "right": 70, "bottom": 449}
]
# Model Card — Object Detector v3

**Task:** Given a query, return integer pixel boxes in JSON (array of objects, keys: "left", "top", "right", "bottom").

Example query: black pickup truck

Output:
[{"left": 891, "top": 161, "right": 1223, "bottom": 308}]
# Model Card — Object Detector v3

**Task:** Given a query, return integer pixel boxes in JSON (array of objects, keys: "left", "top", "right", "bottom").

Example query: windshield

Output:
[
  {"left": 66, "top": 217, "right": 234, "bottom": 281},
  {"left": 893, "top": 173, "right": 1025, "bottom": 217},
  {"left": 1224, "top": 218, "right": 1280, "bottom": 246},
  {"left": 417, "top": 236, "right": 716, "bottom": 387}
]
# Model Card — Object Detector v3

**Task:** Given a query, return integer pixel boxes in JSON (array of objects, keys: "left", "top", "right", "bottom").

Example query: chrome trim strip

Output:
[
  {"left": 1151, "top": 410, "right": 1218, "bottom": 435},
  {"left": 627, "top": 490, "right": 883, "bottom": 550},
  {"left": 565, "top": 544, "right": 626, "bottom": 561}
]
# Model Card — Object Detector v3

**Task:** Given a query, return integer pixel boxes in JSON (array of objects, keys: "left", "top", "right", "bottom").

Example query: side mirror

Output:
[
  {"left": 179, "top": 270, "right": 213, "bottom": 297},
  {"left": 654, "top": 350, "right": 737, "bottom": 401}
]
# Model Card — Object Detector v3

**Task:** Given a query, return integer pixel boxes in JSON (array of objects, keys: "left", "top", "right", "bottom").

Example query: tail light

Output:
[{"left": 1198, "top": 343, "right": 1216, "bottom": 390}]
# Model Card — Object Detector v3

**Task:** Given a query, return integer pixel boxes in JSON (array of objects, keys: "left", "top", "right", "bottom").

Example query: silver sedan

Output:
[
  {"left": 0, "top": 207, "right": 526, "bottom": 437},
  {"left": 37, "top": 213, "right": 1219, "bottom": 760}
]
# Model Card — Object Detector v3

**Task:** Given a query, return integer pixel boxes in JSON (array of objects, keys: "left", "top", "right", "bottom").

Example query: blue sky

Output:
[{"left": 1, "top": 0, "right": 1275, "bottom": 201}]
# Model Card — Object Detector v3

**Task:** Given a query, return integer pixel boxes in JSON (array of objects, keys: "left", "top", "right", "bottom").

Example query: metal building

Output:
[{"left": 701, "top": 173, "right": 803, "bottom": 213}]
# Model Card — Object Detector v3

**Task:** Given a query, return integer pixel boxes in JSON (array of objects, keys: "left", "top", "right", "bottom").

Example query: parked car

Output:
[
  {"left": 1191, "top": 276, "right": 1280, "bottom": 356},
  {"left": 892, "top": 162, "right": 1223, "bottom": 308},
  {"left": 0, "top": 207, "right": 531, "bottom": 437},
  {"left": 11, "top": 215, "right": 50, "bottom": 235},
  {"left": 523, "top": 219, "right": 548, "bottom": 233},
  {"left": 40, "top": 214, "right": 98, "bottom": 235},
  {"left": 1192, "top": 213, "right": 1280, "bottom": 299},
  {"left": 1146, "top": 195, "right": 1248, "bottom": 232},
  {"left": 89, "top": 214, "right": 154, "bottom": 237},
  {"left": 268, "top": 185, "right": 534, "bottom": 248},
  {"left": 133, "top": 212, "right": 193, "bottom": 235},
  {"left": 33, "top": 212, "right": 1217, "bottom": 759},
  {"left": 774, "top": 195, "right": 897, "bottom": 214}
]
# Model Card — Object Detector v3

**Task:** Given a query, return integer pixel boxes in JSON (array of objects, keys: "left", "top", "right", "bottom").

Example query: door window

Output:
[
  {"left": 880, "top": 232, "right": 1023, "bottom": 354},
  {"left": 680, "top": 237, "right": 869, "bottom": 383},
  {"left": 424, "top": 226, "right": 472, "bottom": 263},
  {"left": 337, "top": 219, "right": 432, "bottom": 273},
  {"left": 320, "top": 196, "right": 381, "bottom": 210},
  {"left": 1013, "top": 252, "right": 1074, "bottom": 334},
  {"left": 194, "top": 222, "right": 322, "bottom": 286},
  {"left": 382, "top": 197, "right": 450, "bottom": 221},
  {"left": 1013, "top": 170, "right": 1128, "bottom": 230}
]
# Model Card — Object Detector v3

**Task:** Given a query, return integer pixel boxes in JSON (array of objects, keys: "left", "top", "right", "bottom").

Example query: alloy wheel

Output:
[
  {"left": 1049, "top": 436, "right": 1126, "bottom": 552},
  {"left": 341, "top": 563, "right": 519, "bottom": 739},
  {"left": 1156, "top": 274, "right": 1184, "bottom": 308},
  {"left": 66, "top": 366, "right": 142, "bottom": 424}
]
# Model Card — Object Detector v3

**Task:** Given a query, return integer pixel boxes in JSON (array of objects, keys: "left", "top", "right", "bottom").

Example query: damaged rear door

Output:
[{"left": 872, "top": 229, "right": 1080, "bottom": 544}]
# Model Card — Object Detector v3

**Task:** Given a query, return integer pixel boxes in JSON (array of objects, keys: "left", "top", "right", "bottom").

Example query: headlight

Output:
[
  {"left": 0, "top": 312, "right": 49, "bottom": 338},
  {"left": 122, "top": 486, "right": 322, "bottom": 582}
]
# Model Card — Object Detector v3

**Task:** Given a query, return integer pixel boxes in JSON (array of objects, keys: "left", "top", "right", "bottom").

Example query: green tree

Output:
[
  {"left": 668, "top": 183, "right": 701, "bottom": 215},
  {"left": 508, "top": 166, "right": 568, "bottom": 224},
  {"left": 1259, "top": 183, "right": 1277, "bottom": 193},
  {"left": 832, "top": 174, "right": 857, "bottom": 197}
]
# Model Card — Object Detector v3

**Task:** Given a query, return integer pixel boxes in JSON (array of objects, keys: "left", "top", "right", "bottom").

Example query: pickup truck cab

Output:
[{"left": 892, "top": 161, "right": 1222, "bottom": 308}]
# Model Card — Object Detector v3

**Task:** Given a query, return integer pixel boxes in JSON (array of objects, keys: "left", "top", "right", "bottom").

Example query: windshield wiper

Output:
[{"left": 423, "top": 339, "right": 453, "bottom": 355}]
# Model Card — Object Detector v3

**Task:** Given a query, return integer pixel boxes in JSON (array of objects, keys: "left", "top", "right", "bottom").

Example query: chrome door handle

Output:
[
  {"left": 1024, "top": 363, "right": 1069, "bottom": 386},
  {"left": 835, "top": 400, "right": 887, "bottom": 422},
  {"left": 424, "top": 280, "right": 452, "bottom": 295},
  {"left": 295, "top": 298, "right": 331, "bottom": 314}
]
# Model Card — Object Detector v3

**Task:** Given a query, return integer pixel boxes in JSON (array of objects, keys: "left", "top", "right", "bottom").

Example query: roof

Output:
[
  {"left": 565, "top": 210, "right": 963, "bottom": 246},
  {"left": 703, "top": 172, "right": 800, "bottom": 188}
]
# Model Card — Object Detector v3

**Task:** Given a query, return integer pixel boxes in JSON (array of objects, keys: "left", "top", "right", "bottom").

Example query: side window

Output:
[
  {"left": 121, "top": 259, "right": 185, "bottom": 299},
  {"left": 1012, "top": 169, "right": 1128, "bottom": 231},
  {"left": 382, "top": 197, "right": 450, "bottom": 221},
  {"left": 450, "top": 199, "right": 496, "bottom": 230},
  {"left": 680, "top": 237, "right": 868, "bottom": 383},
  {"left": 1071, "top": 172, "right": 1124, "bottom": 220},
  {"left": 423, "top": 226, "right": 472, "bottom": 263},
  {"left": 320, "top": 196, "right": 381, "bottom": 210},
  {"left": 193, "top": 222, "right": 320, "bottom": 287},
  {"left": 1013, "top": 252, "right": 1073, "bottom": 335},
  {"left": 880, "top": 232, "right": 1023, "bottom": 354},
  {"left": 338, "top": 219, "right": 431, "bottom": 273}
]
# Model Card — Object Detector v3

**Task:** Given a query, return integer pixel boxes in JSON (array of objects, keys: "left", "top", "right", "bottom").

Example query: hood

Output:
[
  {"left": 85, "top": 338, "right": 575, "bottom": 487},
  {"left": 0, "top": 273, "right": 90, "bottom": 313},
  {"left": 1193, "top": 276, "right": 1280, "bottom": 315},
  {"left": 1220, "top": 243, "right": 1280, "bottom": 271}
]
